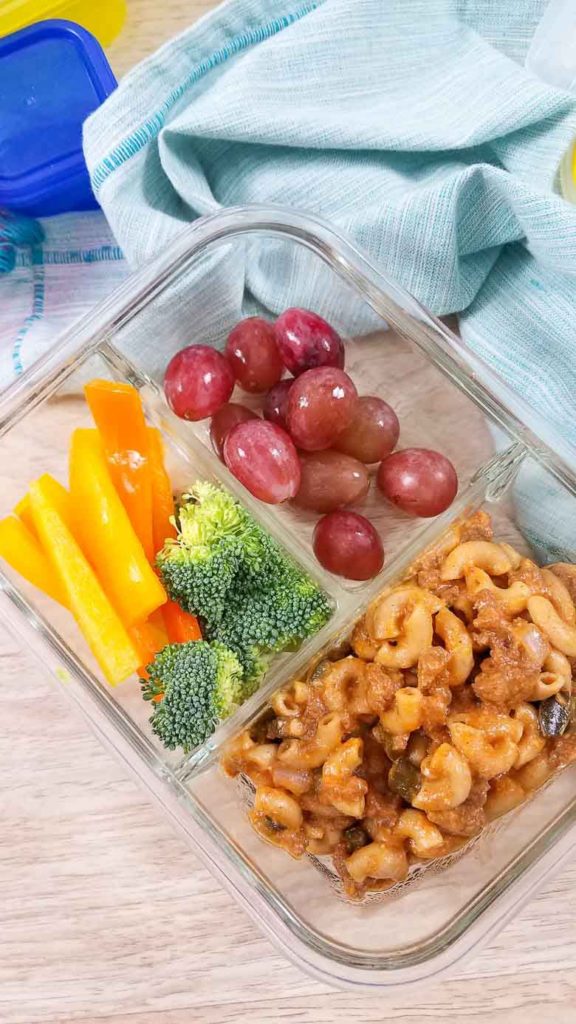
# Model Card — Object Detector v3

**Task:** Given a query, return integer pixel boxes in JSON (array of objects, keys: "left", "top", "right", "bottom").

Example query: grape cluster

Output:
[{"left": 163, "top": 308, "right": 458, "bottom": 580}]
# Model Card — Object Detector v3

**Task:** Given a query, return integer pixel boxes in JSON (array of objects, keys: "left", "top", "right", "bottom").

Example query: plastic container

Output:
[
  {"left": 0, "top": 0, "right": 126, "bottom": 47},
  {"left": 0, "top": 20, "right": 117, "bottom": 216},
  {"left": 2, "top": 206, "right": 576, "bottom": 990}
]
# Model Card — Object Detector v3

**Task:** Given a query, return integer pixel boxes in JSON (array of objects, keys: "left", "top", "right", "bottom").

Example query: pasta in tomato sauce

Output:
[{"left": 222, "top": 512, "right": 576, "bottom": 899}]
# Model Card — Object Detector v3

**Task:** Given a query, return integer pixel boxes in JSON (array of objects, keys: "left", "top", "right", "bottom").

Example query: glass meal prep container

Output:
[{"left": 2, "top": 205, "right": 576, "bottom": 990}]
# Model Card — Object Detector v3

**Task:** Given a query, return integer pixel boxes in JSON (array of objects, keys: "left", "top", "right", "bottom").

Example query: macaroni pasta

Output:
[{"left": 223, "top": 512, "right": 576, "bottom": 898}]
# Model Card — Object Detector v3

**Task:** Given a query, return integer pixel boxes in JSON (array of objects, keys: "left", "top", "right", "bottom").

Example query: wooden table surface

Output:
[{"left": 2, "top": 2, "right": 576, "bottom": 1022}]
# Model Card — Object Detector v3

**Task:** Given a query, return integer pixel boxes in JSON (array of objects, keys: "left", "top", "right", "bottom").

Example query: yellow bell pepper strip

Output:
[
  {"left": 15, "top": 474, "right": 72, "bottom": 538},
  {"left": 0, "top": 515, "right": 69, "bottom": 607},
  {"left": 14, "top": 494, "right": 36, "bottom": 536},
  {"left": 69, "top": 429, "right": 166, "bottom": 627},
  {"left": 148, "top": 427, "right": 178, "bottom": 553},
  {"left": 28, "top": 479, "right": 140, "bottom": 685},
  {"left": 84, "top": 379, "right": 154, "bottom": 561}
]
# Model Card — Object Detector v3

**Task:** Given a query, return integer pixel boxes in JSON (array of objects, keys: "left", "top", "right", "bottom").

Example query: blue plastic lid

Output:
[{"left": 0, "top": 20, "right": 117, "bottom": 216}]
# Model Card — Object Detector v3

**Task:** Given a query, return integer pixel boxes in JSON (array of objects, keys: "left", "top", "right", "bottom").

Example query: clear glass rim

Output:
[{"left": 2, "top": 203, "right": 576, "bottom": 987}]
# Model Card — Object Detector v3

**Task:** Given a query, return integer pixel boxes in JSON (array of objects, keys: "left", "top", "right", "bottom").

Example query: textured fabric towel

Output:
[
  {"left": 81, "top": 0, "right": 576, "bottom": 450},
  {"left": 84, "top": 0, "right": 576, "bottom": 558},
  {"left": 0, "top": 213, "right": 128, "bottom": 386}
]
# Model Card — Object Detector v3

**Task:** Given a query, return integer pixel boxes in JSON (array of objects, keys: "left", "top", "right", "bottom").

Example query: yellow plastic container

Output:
[
  {"left": 0, "top": 0, "right": 126, "bottom": 47},
  {"left": 559, "top": 141, "right": 576, "bottom": 204}
]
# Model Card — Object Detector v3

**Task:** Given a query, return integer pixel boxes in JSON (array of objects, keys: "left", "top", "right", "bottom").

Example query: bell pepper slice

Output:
[
  {"left": 148, "top": 427, "right": 177, "bottom": 554},
  {"left": 69, "top": 429, "right": 166, "bottom": 627},
  {"left": 15, "top": 474, "right": 72, "bottom": 539},
  {"left": 162, "top": 600, "right": 202, "bottom": 644},
  {"left": 84, "top": 379, "right": 154, "bottom": 561},
  {"left": 14, "top": 494, "right": 36, "bottom": 536},
  {"left": 146, "top": 430, "right": 202, "bottom": 642},
  {"left": 0, "top": 515, "right": 69, "bottom": 607},
  {"left": 130, "top": 617, "right": 168, "bottom": 672},
  {"left": 28, "top": 479, "right": 140, "bottom": 685}
]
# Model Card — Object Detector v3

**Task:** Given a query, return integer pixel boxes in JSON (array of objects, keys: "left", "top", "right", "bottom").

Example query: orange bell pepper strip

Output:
[
  {"left": 131, "top": 614, "right": 169, "bottom": 699},
  {"left": 162, "top": 600, "right": 202, "bottom": 643},
  {"left": 15, "top": 474, "right": 72, "bottom": 539},
  {"left": 0, "top": 515, "right": 69, "bottom": 607},
  {"left": 69, "top": 429, "right": 166, "bottom": 627},
  {"left": 148, "top": 427, "right": 177, "bottom": 553},
  {"left": 130, "top": 617, "right": 168, "bottom": 674},
  {"left": 28, "top": 478, "right": 140, "bottom": 685},
  {"left": 147, "top": 428, "right": 202, "bottom": 642},
  {"left": 84, "top": 379, "right": 154, "bottom": 561}
]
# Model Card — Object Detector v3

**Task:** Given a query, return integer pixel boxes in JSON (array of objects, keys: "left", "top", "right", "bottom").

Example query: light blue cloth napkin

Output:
[
  {"left": 82, "top": 0, "right": 576, "bottom": 558},
  {"left": 82, "top": 0, "right": 576, "bottom": 437}
]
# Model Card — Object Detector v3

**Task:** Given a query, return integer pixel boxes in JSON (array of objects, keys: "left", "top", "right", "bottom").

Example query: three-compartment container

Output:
[{"left": 2, "top": 206, "right": 576, "bottom": 989}]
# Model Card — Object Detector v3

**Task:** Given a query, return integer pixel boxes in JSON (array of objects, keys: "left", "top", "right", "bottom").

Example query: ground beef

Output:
[
  {"left": 473, "top": 659, "right": 539, "bottom": 707},
  {"left": 450, "top": 685, "right": 479, "bottom": 715},
  {"left": 470, "top": 594, "right": 543, "bottom": 707},
  {"left": 359, "top": 732, "right": 392, "bottom": 792},
  {"left": 459, "top": 510, "right": 494, "bottom": 542},
  {"left": 422, "top": 690, "right": 452, "bottom": 733},
  {"left": 363, "top": 784, "right": 401, "bottom": 831},
  {"left": 365, "top": 663, "right": 403, "bottom": 713},
  {"left": 509, "top": 558, "right": 546, "bottom": 594},
  {"left": 434, "top": 580, "right": 472, "bottom": 612},
  {"left": 418, "top": 646, "right": 452, "bottom": 694},
  {"left": 423, "top": 725, "right": 452, "bottom": 748},
  {"left": 298, "top": 691, "right": 329, "bottom": 740},
  {"left": 472, "top": 591, "right": 516, "bottom": 637},
  {"left": 265, "top": 717, "right": 290, "bottom": 740}
]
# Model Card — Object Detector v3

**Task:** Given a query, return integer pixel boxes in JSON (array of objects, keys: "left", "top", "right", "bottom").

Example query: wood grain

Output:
[
  {"left": 107, "top": 0, "right": 218, "bottom": 77},
  {"left": 1, "top": 1, "right": 576, "bottom": 1022}
]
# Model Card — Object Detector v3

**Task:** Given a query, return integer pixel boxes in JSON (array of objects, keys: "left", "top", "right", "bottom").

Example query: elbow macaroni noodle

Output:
[
  {"left": 441, "top": 540, "right": 512, "bottom": 580},
  {"left": 527, "top": 595, "right": 576, "bottom": 656},
  {"left": 434, "top": 606, "right": 474, "bottom": 686},
  {"left": 223, "top": 513, "right": 576, "bottom": 898}
]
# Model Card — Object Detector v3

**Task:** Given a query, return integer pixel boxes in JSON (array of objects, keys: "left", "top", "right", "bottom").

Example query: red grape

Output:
[
  {"left": 210, "top": 403, "right": 258, "bottom": 459},
  {"left": 333, "top": 396, "right": 400, "bottom": 463},
  {"left": 225, "top": 317, "right": 283, "bottom": 393},
  {"left": 313, "top": 511, "right": 384, "bottom": 580},
  {"left": 286, "top": 367, "right": 358, "bottom": 451},
  {"left": 223, "top": 419, "right": 301, "bottom": 504},
  {"left": 293, "top": 451, "right": 369, "bottom": 513},
  {"left": 377, "top": 448, "right": 458, "bottom": 517},
  {"left": 164, "top": 344, "right": 234, "bottom": 421},
  {"left": 274, "top": 308, "right": 345, "bottom": 376},
  {"left": 263, "top": 379, "right": 293, "bottom": 429}
]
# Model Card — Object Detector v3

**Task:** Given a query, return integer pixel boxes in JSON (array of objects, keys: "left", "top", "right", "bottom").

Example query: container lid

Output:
[{"left": 0, "top": 19, "right": 117, "bottom": 209}]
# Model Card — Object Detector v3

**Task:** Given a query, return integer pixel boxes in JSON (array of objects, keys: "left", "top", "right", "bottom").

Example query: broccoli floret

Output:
[
  {"left": 208, "top": 566, "right": 332, "bottom": 690},
  {"left": 157, "top": 482, "right": 332, "bottom": 695},
  {"left": 157, "top": 481, "right": 270, "bottom": 624},
  {"left": 141, "top": 640, "right": 243, "bottom": 752}
]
